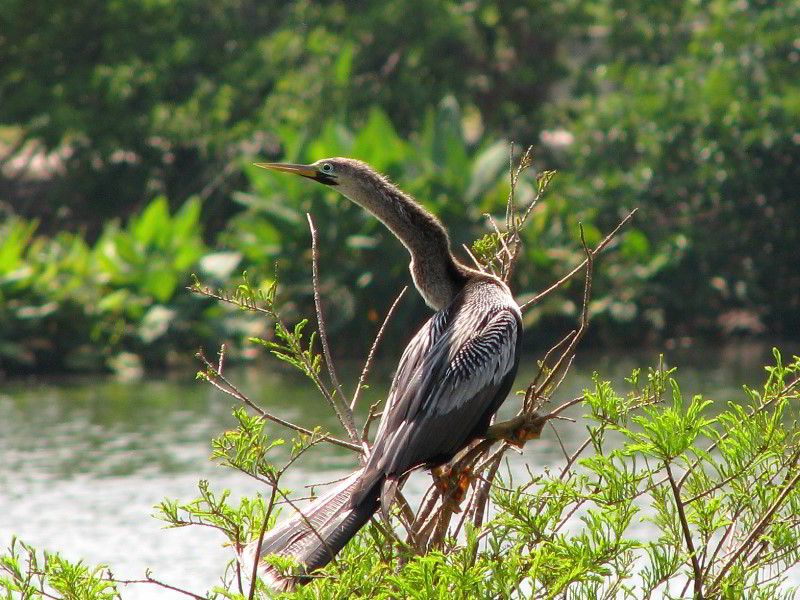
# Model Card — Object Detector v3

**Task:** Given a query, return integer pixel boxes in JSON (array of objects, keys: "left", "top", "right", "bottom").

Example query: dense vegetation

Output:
[{"left": 1, "top": 0, "right": 798, "bottom": 374}]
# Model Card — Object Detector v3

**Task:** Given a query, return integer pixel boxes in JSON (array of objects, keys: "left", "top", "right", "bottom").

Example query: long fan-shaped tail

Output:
[{"left": 239, "top": 468, "right": 380, "bottom": 593}]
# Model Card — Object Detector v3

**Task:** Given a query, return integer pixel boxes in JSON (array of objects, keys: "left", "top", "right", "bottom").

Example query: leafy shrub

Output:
[
  {"left": 545, "top": 0, "right": 800, "bottom": 340},
  {"left": 0, "top": 197, "right": 241, "bottom": 373}
]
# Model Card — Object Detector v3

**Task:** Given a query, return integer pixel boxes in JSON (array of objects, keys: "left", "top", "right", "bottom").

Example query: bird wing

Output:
[
  {"left": 367, "top": 286, "right": 521, "bottom": 478},
  {"left": 368, "top": 304, "right": 452, "bottom": 447}
]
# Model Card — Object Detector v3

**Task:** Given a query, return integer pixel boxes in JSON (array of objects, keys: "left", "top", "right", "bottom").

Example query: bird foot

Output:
[
  {"left": 503, "top": 422, "right": 544, "bottom": 448},
  {"left": 432, "top": 465, "right": 472, "bottom": 513}
]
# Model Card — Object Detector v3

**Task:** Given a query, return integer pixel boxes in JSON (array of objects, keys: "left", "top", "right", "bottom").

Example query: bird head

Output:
[
  {"left": 255, "top": 158, "right": 396, "bottom": 204},
  {"left": 255, "top": 158, "right": 362, "bottom": 187}
]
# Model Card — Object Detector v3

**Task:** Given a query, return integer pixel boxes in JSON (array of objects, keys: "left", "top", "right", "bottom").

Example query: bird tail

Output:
[{"left": 239, "top": 468, "right": 380, "bottom": 593}]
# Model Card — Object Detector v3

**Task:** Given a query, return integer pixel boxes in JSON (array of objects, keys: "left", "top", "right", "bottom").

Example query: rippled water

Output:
[{"left": 0, "top": 342, "right": 794, "bottom": 598}]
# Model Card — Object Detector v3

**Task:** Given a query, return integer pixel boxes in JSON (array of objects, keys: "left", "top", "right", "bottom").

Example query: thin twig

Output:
[
  {"left": 527, "top": 222, "right": 595, "bottom": 401},
  {"left": 462, "top": 244, "right": 488, "bottom": 272},
  {"left": 560, "top": 434, "right": 595, "bottom": 480},
  {"left": 549, "top": 421, "right": 571, "bottom": 464},
  {"left": 709, "top": 470, "right": 800, "bottom": 593},
  {"left": 520, "top": 208, "right": 637, "bottom": 311},
  {"left": 506, "top": 141, "right": 516, "bottom": 231},
  {"left": 501, "top": 144, "right": 534, "bottom": 282},
  {"left": 393, "top": 490, "right": 421, "bottom": 548},
  {"left": 485, "top": 213, "right": 514, "bottom": 265},
  {"left": 189, "top": 278, "right": 274, "bottom": 317},
  {"left": 527, "top": 330, "right": 577, "bottom": 405},
  {"left": 248, "top": 483, "right": 278, "bottom": 600},
  {"left": 197, "top": 350, "right": 361, "bottom": 453},
  {"left": 666, "top": 463, "right": 704, "bottom": 600},
  {"left": 278, "top": 434, "right": 327, "bottom": 477},
  {"left": 115, "top": 575, "right": 206, "bottom": 600},
  {"left": 410, "top": 485, "right": 442, "bottom": 550},
  {"left": 352, "top": 287, "right": 408, "bottom": 412},
  {"left": 360, "top": 401, "right": 383, "bottom": 445},
  {"left": 701, "top": 504, "right": 744, "bottom": 582},
  {"left": 307, "top": 213, "right": 358, "bottom": 444},
  {"left": 470, "top": 450, "right": 504, "bottom": 535}
]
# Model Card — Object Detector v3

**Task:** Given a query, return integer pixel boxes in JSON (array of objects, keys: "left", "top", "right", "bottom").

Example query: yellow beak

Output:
[{"left": 254, "top": 162, "right": 318, "bottom": 178}]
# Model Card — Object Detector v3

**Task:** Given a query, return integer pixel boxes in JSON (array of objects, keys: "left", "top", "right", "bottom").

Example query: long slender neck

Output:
[{"left": 344, "top": 174, "right": 473, "bottom": 310}]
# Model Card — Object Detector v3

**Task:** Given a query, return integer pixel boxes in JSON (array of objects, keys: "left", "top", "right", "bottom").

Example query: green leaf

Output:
[
  {"left": 466, "top": 140, "right": 510, "bottom": 203},
  {"left": 132, "top": 196, "right": 169, "bottom": 246},
  {"left": 335, "top": 41, "right": 354, "bottom": 84},
  {"left": 622, "top": 229, "right": 651, "bottom": 258},
  {"left": 143, "top": 267, "right": 178, "bottom": 302}
]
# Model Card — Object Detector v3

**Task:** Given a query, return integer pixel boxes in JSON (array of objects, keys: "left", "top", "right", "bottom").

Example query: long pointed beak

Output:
[{"left": 254, "top": 162, "right": 318, "bottom": 179}]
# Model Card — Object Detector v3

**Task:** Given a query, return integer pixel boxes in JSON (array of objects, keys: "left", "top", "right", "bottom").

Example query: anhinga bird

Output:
[{"left": 245, "top": 157, "right": 522, "bottom": 591}]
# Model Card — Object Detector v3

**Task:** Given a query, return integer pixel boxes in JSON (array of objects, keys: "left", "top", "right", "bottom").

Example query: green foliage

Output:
[
  {"left": 284, "top": 351, "right": 799, "bottom": 599},
  {"left": 0, "top": 537, "right": 119, "bottom": 600},
  {"left": 248, "top": 352, "right": 797, "bottom": 600},
  {"left": 156, "top": 478, "right": 272, "bottom": 550},
  {"left": 546, "top": 0, "right": 800, "bottom": 339},
  {"left": 0, "top": 198, "right": 237, "bottom": 373},
  {"left": 1, "top": 0, "right": 576, "bottom": 234},
  {"left": 94, "top": 196, "right": 206, "bottom": 304},
  {"left": 209, "top": 407, "right": 284, "bottom": 482},
  {"left": 2, "top": 0, "right": 796, "bottom": 365},
  {"left": 254, "top": 320, "right": 321, "bottom": 381}
]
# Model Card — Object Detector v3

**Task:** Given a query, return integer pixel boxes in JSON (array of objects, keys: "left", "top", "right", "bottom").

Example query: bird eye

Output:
[{"left": 321, "top": 163, "right": 333, "bottom": 174}]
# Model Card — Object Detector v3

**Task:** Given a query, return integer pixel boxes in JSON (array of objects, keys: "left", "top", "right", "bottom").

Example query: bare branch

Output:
[
  {"left": 114, "top": 574, "right": 206, "bottom": 600},
  {"left": 410, "top": 485, "right": 443, "bottom": 551},
  {"left": 666, "top": 463, "right": 704, "bottom": 599},
  {"left": 360, "top": 402, "right": 383, "bottom": 445},
  {"left": 352, "top": 286, "right": 408, "bottom": 413},
  {"left": 709, "top": 470, "right": 800, "bottom": 593},
  {"left": 197, "top": 350, "right": 362, "bottom": 453},
  {"left": 462, "top": 243, "right": 488, "bottom": 272},
  {"left": 248, "top": 483, "right": 279, "bottom": 600},
  {"left": 501, "top": 144, "right": 534, "bottom": 282},
  {"left": 469, "top": 449, "right": 505, "bottom": 537},
  {"left": 485, "top": 213, "right": 514, "bottom": 265},
  {"left": 549, "top": 421, "right": 571, "bottom": 464},
  {"left": 526, "top": 330, "right": 577, "bottom": 405},
  {"left": 520, "top": 208, "right": 637, "bottom": 311},
  {"left": 509, "top": 145, "right": 536, "bottom": 228},
  {"left": 525, "top": 221, "right": 595, "bottom": 404},
  {"left": 307, "top": 213, "right": 358, "bottom": 444},
  {"left": 189, "top": 280, "right": 273, "bottom": 317},
  {"left": 506, "top": 141, "right": 517, "bottom": 231}
]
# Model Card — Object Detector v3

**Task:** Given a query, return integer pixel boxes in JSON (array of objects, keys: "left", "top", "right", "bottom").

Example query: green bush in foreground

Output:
[{"left": 2, "top": 349, "right": 798, "bottom": 598}]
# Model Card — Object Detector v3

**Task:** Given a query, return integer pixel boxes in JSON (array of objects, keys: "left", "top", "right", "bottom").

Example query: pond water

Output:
[{"left": 0, "top": 341, "right": 796, "bottom": 598}]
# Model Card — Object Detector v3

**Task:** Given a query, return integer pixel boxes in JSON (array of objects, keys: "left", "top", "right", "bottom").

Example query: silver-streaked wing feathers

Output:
[{"left": 366, "top": 279, "right": 521, "bottom": 479}]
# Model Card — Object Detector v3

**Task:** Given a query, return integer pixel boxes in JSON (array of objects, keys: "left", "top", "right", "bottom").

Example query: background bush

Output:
[{"left": 1, "top": 0, "right": 797, "bottom": 373}]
